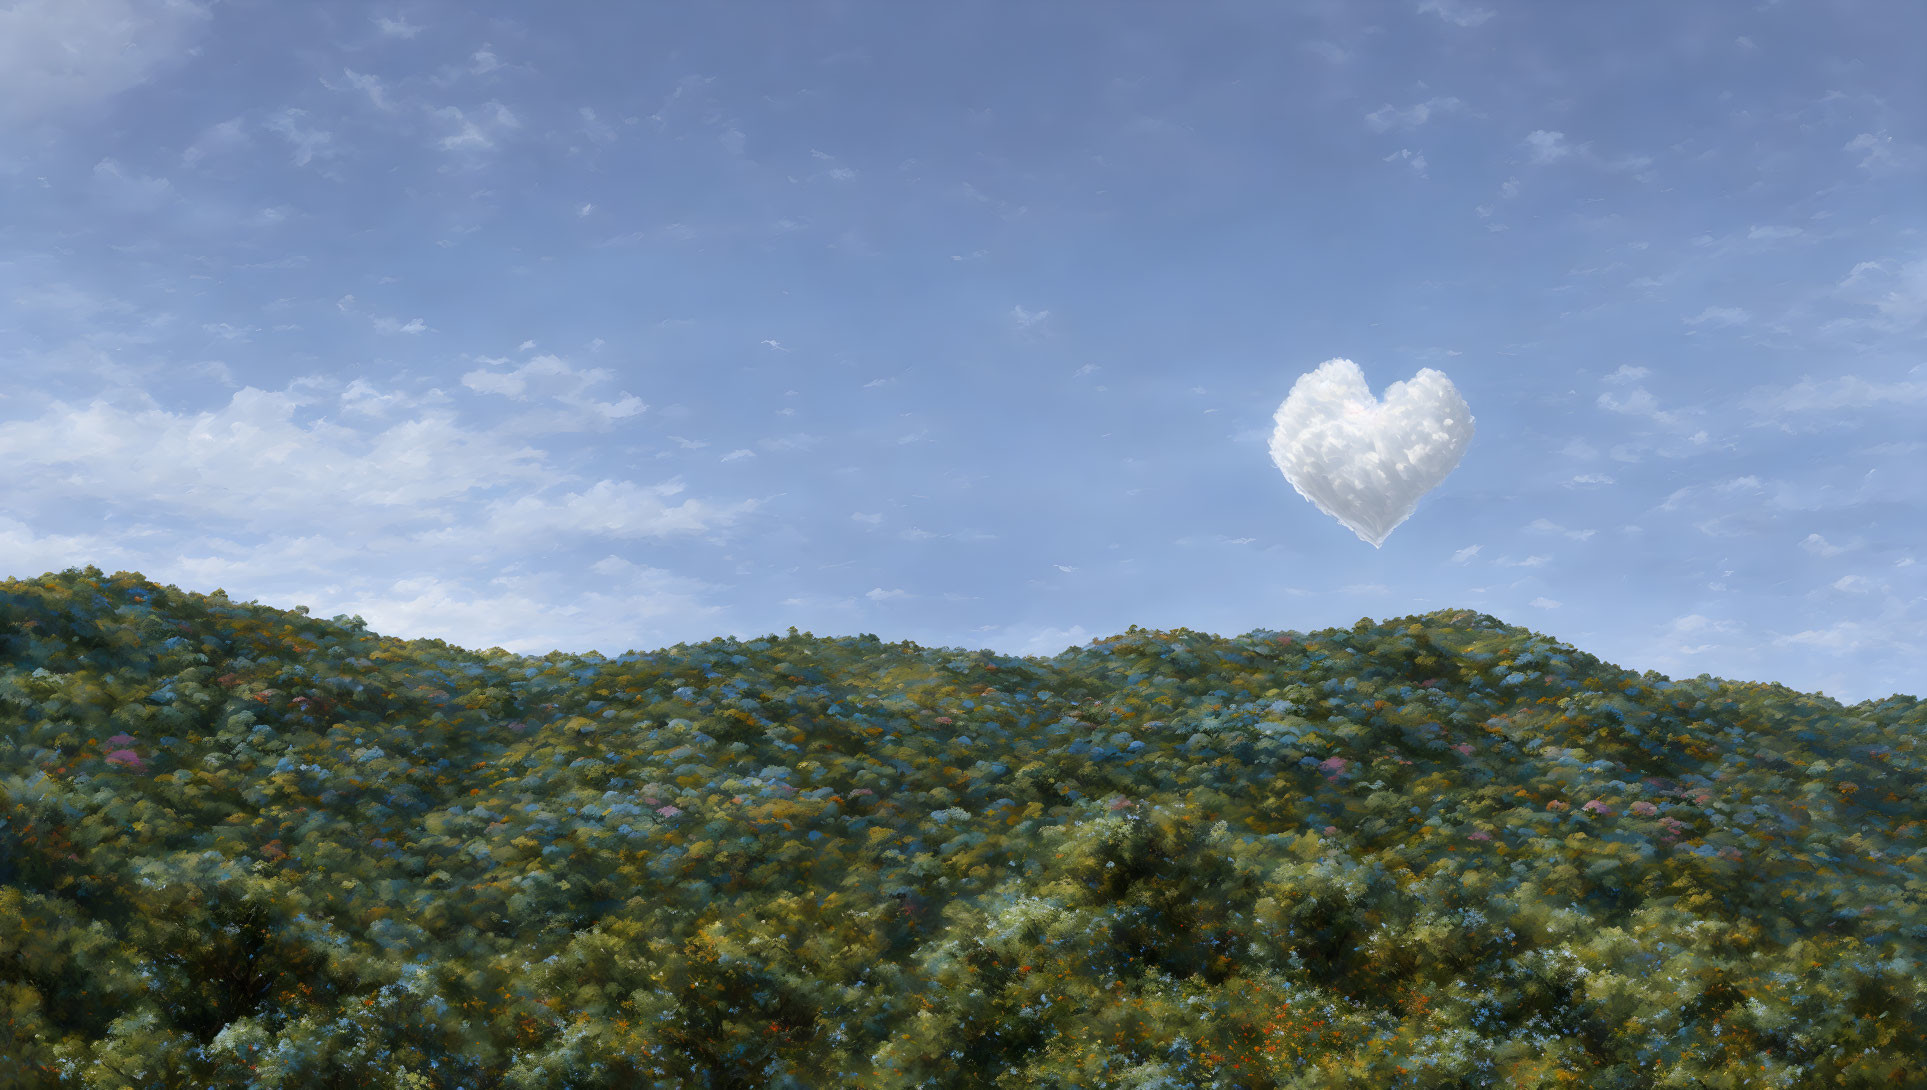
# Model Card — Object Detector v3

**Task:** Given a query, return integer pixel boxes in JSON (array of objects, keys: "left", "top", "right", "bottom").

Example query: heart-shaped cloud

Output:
[{"left": 1269, "top": 358, "right": 1474, "bottom": 547}]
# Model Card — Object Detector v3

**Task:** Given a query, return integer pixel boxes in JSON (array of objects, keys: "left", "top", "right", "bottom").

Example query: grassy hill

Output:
[{"left": 2, "top": 565, "right": 1922, "bottom": 1088}]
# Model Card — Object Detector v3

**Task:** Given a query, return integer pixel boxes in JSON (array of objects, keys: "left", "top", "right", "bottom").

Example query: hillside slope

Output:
[{"left": 2, "top": 566, "right": 1923, "bottom": 1088}]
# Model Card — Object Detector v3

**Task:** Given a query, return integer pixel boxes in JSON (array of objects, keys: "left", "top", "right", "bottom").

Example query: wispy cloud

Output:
[
  {"left": 0, "top": 386, "right": 558, "bottom": 533},
  {"left": 1527, "top": 518, "right": 1596, "bottom": 541},
  {"left": 1684, "top": 306, "right": 1751, "bottom": 327},
  {"left": 181, "top": 117, "right": 248, "bottom": 165},
  {"left": 0, "top": 0, "right": 212, "bottom": 124},
  {"left": 460, "top": 354, "right": 645, "bottom": 422},
  {"left": 1383, "top": 148, "right": 1429, "bottom": 177},
  {"left": 1011, "top": 305, "right": 1050, "bottom": 329},
  {"left": 265, "top": 109, "right": 337, "bottom": 167},
  {"left": 446, "top": 479, "right": 756, "bottom": 545},
  {"left": 91, "top": 158, "right": 175, "bottom": 212},
  {"left": 1836, "top": 258, "right": 1927, "bottom": 330},
  {"left": 373, "top": 316, "right": 428, "bottom": 335},
  {"left": 337, "top": 69, "right": 394, "bottom": 111},
  {"left": 1365, "top": 97, "right": 1466, "bottom": 132},
  {"left": 1843, "top": 130, "right": 1922, "bottom": 174},
  {"left": 1596, "top": 385, "right": 1693, "bottom": 429},
  {"left": 1742, "top": 372, "right": 1927, "bottom": 421},
  {"left": 1524, "top": 130, "right": 1576, "bottom": 165},
  {"left": 433, "top": 102, "right": 519, "bottom": 153},
  {"left": 1417, "top": 0, "right": 1496, "bottom": 27},
  {"left": 374, "top": 14, "right": 423, "bottom": 39}
]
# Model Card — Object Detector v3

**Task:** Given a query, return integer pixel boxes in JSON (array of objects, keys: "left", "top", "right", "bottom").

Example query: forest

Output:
[{"left": 1, "top": 565, "right": 1922, "bottom": 1088}]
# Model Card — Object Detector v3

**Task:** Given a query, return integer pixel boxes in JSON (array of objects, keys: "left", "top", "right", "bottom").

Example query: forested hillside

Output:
[{"left": 2, "top": 566, "right": 1922, "bottom": 1088}]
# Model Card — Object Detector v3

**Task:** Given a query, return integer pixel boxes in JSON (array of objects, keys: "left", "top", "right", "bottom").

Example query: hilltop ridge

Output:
[{"left": 2, "top": 565, "right": 1923, "bottom": 1088}]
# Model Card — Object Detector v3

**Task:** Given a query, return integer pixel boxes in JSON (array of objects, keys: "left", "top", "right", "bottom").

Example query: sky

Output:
[{"left": 2, "top": 0, "right": 1923, "bottom": 706}]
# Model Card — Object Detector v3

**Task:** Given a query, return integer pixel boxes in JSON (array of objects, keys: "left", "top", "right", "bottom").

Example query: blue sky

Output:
[{"left": 2, "top": 0, "right": 1922, "bottom": 705}]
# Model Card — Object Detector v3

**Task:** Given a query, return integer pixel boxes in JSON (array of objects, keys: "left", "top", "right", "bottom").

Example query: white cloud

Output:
[
  {"left": 1834, "top": 258, "right": 1927, "bottom": 330},
  {"left": 1684, "top": 306, "right": 1750, "bottom": 327},
  {"left": 433, "top": 102, "right": 518, "bottom": 153},
  {"left": 1305, "top": 40, "right": 1349, "bottom": 63},
  {"left": 461, "top": 355, "right": 591, "bottom": 398},
  {"left": 1524, "top": 130, "right": 1574, "bottom": 165},
  {"left": 1559, "top": 438, "right": 1599, "bottom": 459},
  {"left": 0, "top": 515, "right": 139, "bottom": 582},
  {"left": 92, "top": 158, "right": 174, "bottom": 212},
  {"left": 1747, "top": 225, "right": 1803, "bottom": 242},
  {"left": 340, "top": 378, "right": 448, "bottom": 417},
  {"left": 1383, "top": 148, "right": 1428, "bottom": 177},
  {"left": 990, "top": 623, "right": 1096, "bottom": 659},
  {"left": 202, "top": 322, "right": 253, "bottom": 342},
  {"left": 1527, "top": 518, "right": 1596, "bottom": 541},
  {"left": 374, "top": 14, "right": 422, "bottom": 38},
  {"left": 265, "top": 109, "right": 337, "bottom": 167},
  {"left": 0, "top": 0, "right": 211, "bottom": 124},
  {"left": 448, "top": 479, "right": 756, "bottom": 544},
  {"left": 181, "top": 117, "right": 247, "bottom": 165},
  {"left": 1417, "top": 0, "right": 1495, "bottom": 26},
  {"left": 460, "top": 354, "right": 645, "bottom": 423},
  {"left": 1268, "top": 359, "right": 1475, "bottom": 548},
  {"left": 1011, "top": 304, "right": 1050, "bottom": 329},
  {"left": 1844, "top": 131, "right": 1915, "bottom": 173},
  {"left": 865, "top": 587, "right": 909, "bottom": 601},
  {"left": 1496, "top": 555, "right": 1549, "bottom": 567},
  {"left": 330, "top": 565, "right": 727, "bottom": 658},
  {"left": 1652, "top": 613, "right": 1747, "bottom": 657},
  {"left": 1771, "top": 618, "right": 1887, "bottom": 654},
  {"left": 0, "top": 387, "right": 559, "bottom": 535},
  {"left": 757, "top": 433, "right": 821, "bottom": 454},
  {"left": 1528, "top": 597, "right": 1562, "bottom": 609},
  {"left": 719, "top": 449, "right": 755, "bottom": 462},
  {"left": 1605, "top": 153, "right": 1654, "bottom": 176},
  {"left": 1656, "top": 477, "right": 1767, "bottom": 517},
  {"left": 1364, "top": 97, "right": 1464, "bottom": 132},
  {"left": 373, "top": 316, "right": 428, "bottom": 335},
  {"left": 339, "top": 69, "right": 393, "bottom": 111},
  {"left": 1742, "top": 372, "right": 1927, "bottom": 419},
  {"left": 1451, "top": 544, "right": 1482, "bottom": 563},
  {"left": 1596, "top": 385, "right": 1690, "bottom": 428},
  {"left": 1800, "top": 533, "right": 1847, "bottom": 557}
]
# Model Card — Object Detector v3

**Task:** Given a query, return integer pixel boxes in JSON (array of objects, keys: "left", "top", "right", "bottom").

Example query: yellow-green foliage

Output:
[{"left": 0, "top": 566, "right": 1922, "bottom": 1088}]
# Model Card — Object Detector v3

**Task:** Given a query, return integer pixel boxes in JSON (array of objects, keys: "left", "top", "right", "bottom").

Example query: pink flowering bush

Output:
[{"left": 104, "top": 748, "right": 145, "bottom": 771}]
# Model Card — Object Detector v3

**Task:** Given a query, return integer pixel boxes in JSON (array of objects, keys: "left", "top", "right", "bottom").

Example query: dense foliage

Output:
[{"left": 1, "top": 565, "right": 1922, "bottom": 1088}]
